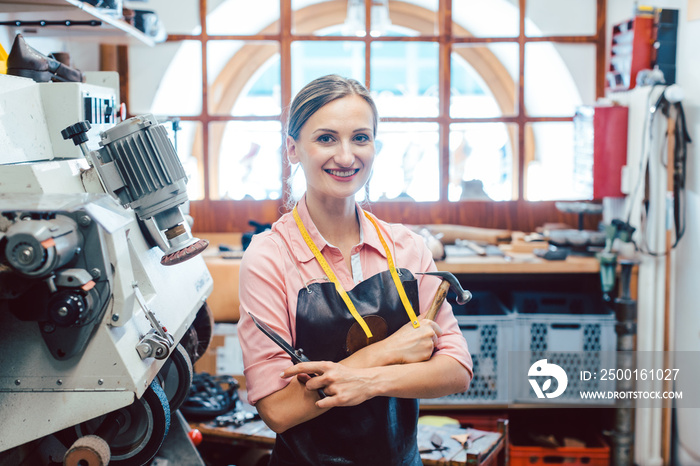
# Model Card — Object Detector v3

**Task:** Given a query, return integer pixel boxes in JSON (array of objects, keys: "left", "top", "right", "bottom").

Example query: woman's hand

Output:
[
  {"left": 373, "top": 319, "right": 443, "bottom": 365},
  {"left": 281, "top": 362, "right": 377, "bottom": 409}
]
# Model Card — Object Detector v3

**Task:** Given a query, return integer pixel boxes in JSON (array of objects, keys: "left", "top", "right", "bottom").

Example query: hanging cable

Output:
[
  {"left": 671, "top": 100, "right": 691, "bottom": 248},
  {"left": 633, "top": 87, "right": 691, "bottom": 257}
]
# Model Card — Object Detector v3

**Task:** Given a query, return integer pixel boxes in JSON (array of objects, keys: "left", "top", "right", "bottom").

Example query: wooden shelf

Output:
[
  {"left": 0, "top": 0, "right": 155, "bottom": 46},
  {"left": 437, "top": 254, "right": 600, "bottom": 275}
]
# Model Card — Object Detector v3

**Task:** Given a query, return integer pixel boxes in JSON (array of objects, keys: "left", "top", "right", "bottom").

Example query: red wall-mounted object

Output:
[
  {"left": 593, "top": 106, "right": 628, "bottom": 199},
  {"left": 607, "top": 15, "right": 654, "bottom": 91}
]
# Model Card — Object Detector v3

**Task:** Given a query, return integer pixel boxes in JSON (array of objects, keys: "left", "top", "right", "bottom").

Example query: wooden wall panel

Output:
[{"left": 190, "top": 199, "right": 601, "bottom": 234}]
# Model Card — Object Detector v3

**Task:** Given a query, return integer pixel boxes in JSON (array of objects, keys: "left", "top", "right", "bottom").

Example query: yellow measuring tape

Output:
[
  {"left": 293, "top": 206, "right": 420, "bottom": 339},
  {"left": 362, "top": 212, "right": 420, "bottom": 329}
]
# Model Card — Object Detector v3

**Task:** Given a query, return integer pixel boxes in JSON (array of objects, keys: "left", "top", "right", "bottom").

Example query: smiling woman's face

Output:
[{"left": 287, "top": 95, "right": 376, "bottom": 204}]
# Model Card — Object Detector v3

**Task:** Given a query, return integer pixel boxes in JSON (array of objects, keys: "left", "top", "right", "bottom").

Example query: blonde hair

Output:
[{"left": 286, "top": 74, "right": 378, "bottom": 140}]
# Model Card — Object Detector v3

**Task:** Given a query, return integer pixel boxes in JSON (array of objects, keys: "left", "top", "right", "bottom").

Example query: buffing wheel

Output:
[
  {"left": 160, "top": 238, "right": 209, "bottom": 266},
  {"left": 71, "top": 380, "right": 170, "bottom": 466},
  {"left": 63, "top": 434, "right": 110, "bottom": 466},
  {"left": 158, "top": 343, "right": 193, "bottom": 414}
]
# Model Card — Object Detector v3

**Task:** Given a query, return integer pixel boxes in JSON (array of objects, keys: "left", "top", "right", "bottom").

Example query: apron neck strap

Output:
[{"left": 292, "top": 205, "right": 420, "bottom": 340}]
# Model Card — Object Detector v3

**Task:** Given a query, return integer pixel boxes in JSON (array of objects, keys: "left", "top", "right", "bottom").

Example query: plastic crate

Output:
[
  {"left": 511, "top": 292, "right": 616, "bottom": 404},
  {"left": 421, "top": 291, "right": 514, "bottom": 405},
  {"left": 510, "top": 433, "right": 610, "bottom": 466}
]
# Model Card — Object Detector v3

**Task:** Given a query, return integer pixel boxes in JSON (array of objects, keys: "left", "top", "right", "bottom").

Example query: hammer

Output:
[{"left": 418, "top": 271, "right": 472, "bottom": 320}]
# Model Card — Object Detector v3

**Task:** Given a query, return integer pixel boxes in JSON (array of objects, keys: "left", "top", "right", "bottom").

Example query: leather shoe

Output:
[
  {"left": 6, "top": 34, "right": 84, "bottom": 83},
  {"left": 48, "top": 52, "right": 71, "bottom": 66}
]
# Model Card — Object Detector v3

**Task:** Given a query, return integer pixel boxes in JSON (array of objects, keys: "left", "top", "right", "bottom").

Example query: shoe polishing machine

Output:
[{"left": 0, "top": 73, "right": 213, "bottom": 464}]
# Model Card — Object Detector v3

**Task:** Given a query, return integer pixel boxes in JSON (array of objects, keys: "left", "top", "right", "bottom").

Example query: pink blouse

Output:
[{"left": 238, "top": 198, "right": 473, "bottom": 405}]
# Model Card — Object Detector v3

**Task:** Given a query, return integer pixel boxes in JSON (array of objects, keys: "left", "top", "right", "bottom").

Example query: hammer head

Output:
[{"left": 417, "top": 271, "right": 472, "bottom": 305}]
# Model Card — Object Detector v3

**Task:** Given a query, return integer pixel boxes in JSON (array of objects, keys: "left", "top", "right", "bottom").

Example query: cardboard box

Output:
[
  {"left": 197, "top": 233, "right": 244, "bottom": 322},
  {"left": 194, "top": 323, "right": 246, "bottom": 389}
]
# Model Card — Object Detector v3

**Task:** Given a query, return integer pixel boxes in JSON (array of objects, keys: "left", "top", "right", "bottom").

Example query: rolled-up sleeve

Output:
[{"left": 238, "top": 233, "right": 296, "bottom": 405}]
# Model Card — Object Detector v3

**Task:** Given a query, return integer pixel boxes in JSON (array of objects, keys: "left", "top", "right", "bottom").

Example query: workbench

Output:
[{"left": 190, "top": 416, "right": 508, "bottom": 466}]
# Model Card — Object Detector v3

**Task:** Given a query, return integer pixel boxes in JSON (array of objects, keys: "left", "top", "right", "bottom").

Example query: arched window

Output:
[{"left": 128, "top": 0, "right": 603, "bottom": 232}]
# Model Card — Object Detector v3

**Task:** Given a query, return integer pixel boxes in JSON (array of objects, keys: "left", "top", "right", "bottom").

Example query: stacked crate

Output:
[
  {"left": 510, "top": 292, "right": 617, "bottom": 404},
  {"left": 422, "top": 291, "right": 513, "bottom": 405}
]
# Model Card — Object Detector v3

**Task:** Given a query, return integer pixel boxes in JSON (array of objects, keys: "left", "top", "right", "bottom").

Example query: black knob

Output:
[
  {"left": 48, "top": 291, "right": 87, "bottom": 326},
  {"left": 61, "top": 121, "right": 92, "bottom": 146}
]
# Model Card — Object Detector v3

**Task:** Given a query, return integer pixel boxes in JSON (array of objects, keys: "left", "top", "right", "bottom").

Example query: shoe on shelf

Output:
[
  {"left": 132, "top": 9, "right": 167, "bottom": 43},
  {"left": 80, "top": 0, "right": 122, "bottom": 17},
  {"left": 6, "top": 34, "right": 84, "bottom": 83}
]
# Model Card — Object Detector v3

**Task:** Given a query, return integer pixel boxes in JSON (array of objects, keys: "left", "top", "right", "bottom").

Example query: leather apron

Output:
[{"left": 268, "top": 268, "right": 423, "bottom": 465}]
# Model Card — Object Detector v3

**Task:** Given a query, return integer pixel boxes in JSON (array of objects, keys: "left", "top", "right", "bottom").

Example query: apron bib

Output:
[{"left": 269, "top": 269, "right": 422, "bottom": 466}]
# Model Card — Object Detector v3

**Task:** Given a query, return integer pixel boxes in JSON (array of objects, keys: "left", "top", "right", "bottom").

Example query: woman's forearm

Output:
[
  {"left": 255, "top": 376, "right": 329, "bottom": 433},
  {"left": 288, "top": 354, "right": 471, "bottom": 410},
  {"left": 256, "top": 329, "right": 469, "bottom": 432},
  {"left": 255, "top": 340, "right": 401, "bottom": 433},
  {"left": 368, "top": 354, "right": 471, "bottom": 400}
]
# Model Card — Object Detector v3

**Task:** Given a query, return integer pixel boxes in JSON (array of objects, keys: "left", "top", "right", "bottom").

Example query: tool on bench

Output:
[
  {"left": 214, "top": 410, "right": 258, "bottom": 428},
  {"left": 421, "top": 433, "right": 449, "bottom": 456},
  {"left": 417, "top": 271, "right": 472, "bottom": 320},
  {"left": 248, "top": 312, "right": 327, "bottom": 399}
]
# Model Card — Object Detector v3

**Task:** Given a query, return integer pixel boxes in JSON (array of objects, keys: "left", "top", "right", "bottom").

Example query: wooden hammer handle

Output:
[{"left": 424, "top": 279, "right": 451, "bottom": 321}]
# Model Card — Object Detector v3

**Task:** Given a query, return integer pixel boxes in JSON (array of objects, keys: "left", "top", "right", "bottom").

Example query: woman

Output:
[{"left": 238, "top": 74, "right": 472, "bottom": 465}]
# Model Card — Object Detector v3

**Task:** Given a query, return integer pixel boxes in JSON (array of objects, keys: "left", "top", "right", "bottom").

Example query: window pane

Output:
[
  {"left": 371, "top": 42, "right": 438, "bottom": 118},
  {"left": 208, "top": 41, "right": 281, "bottom": 116},
  {"left": 392, "top": 0, "right": 438, "bottom": 36},
  {"left": 162, "top": 120, "right": 204, "bottom": 200},
  {"left": 129, "top": 41, "right": 202, "bottom": 116},
  {"left": 525, "top": 0, "right": 597, "bottom": 37},
  {"left": 525, "top": 122, "right": 582, "bottom": 201},
  {"left": 291, "top": 41, "right": 365, "bottom": 97},
  {"left": 370, "top": 122, "right": 439, "bottom": 202},
  {"left": 211, "top": 121, "right": 283, "bottom": 200},
  {"left": 292, "top": 0, "right": 336, "bottom": 35},
  {"left": 524, "top": 43, "right": 596, "bottom": 117},
  {"left": 453, "top": 0, "right": 519, "bottom": 38},
  {"left": 449, "top": 123, "right": 516, "bottom": 202},
  {"left": 149, "top": 0, "right": 200, "bottom": 35},
  {"left": 292, "top": 0, "right": 419, "bottom": 37},
  {"left": 207, "top": 0, "right": 279, "bottom": 35},
  {"left": 451, "top": 43, "right": 519, "bottom": 118}
]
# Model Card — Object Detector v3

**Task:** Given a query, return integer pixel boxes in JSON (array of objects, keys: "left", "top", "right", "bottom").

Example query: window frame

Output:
[{"left": 156, "top": 0, "right": 607, "bottom": 233}]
